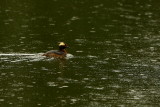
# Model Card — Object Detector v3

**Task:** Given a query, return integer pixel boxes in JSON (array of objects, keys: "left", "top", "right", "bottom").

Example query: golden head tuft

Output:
[{"left": 59, "top": 42, "right": 65, "bottom": 46}]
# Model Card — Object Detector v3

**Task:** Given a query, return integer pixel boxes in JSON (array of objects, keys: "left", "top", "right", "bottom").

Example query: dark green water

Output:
[{"left": 1, "top": 0, "right": 160, "bottom": 106}]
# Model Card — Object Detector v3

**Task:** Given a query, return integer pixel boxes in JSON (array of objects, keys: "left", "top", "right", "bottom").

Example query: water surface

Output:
[{"left": 1, "top": 0, "right": 160, "bottom": 106}]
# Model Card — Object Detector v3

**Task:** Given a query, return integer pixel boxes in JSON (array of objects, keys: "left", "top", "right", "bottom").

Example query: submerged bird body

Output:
[
  {"left": 43, "top": 50, "right": 67, "bottom": 58},
  {"left": 43, "top": 42, "right": 68, "bottom": 58}
]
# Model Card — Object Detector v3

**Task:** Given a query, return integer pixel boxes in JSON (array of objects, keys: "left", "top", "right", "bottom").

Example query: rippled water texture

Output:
[{"left": 1, "top": 0, "right": 160, "bottom": 106}]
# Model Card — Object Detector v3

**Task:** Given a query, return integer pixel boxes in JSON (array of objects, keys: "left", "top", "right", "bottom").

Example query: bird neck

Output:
[{"left": 59, "top": 46, "right": 67, "bottom": 53}]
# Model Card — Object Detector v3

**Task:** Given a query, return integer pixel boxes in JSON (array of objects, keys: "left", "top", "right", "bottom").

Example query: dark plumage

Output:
[{"left": 42, "top": 42, "right": 69, "bottom": 58}]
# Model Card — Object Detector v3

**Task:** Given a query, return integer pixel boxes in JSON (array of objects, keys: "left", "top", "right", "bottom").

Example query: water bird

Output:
[{"left": 42, "top": 42, "right": 69, "bottom": 58}]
